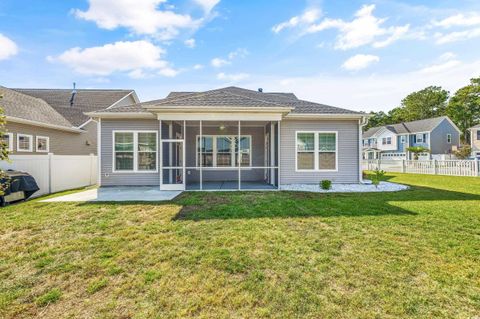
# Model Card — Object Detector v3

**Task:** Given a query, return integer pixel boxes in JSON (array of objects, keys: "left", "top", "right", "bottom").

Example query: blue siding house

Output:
[{"left": 363, "top": 116, "right": 461, "bottom": 160}]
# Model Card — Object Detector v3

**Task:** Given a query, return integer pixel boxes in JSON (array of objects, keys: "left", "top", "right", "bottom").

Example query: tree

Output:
[
  {"left": 407, "top": 146, "right": 430, "bottom": 160},
  {"left": 0, "top": 94, "right": 10, "bottom": 195},
  {"left": 400, "top": 86, "right": 449, "bottom": 122},
  {"left": 453, "top": 145, "right": 472, "bottom": 159},
  {"left": 365, "top": 111, "right": 390, "bottom": 130},
  {"left": 446, "top": 77, "right": 480, "bottom": 142}
]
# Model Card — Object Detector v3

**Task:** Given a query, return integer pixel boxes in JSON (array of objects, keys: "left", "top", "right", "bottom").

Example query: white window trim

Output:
[
  {"left": 17, "top": 134, "right": 33, "bottom": 152},
  {"left": 400, "top": 136, "right": 406, "bottom": 144},
  {"left": 295, "top": 131, "right": 338, "bottom": 172},
  {"left": 195, "top": 135, "right": 252, "bottom": 168},
  {"left": 2, "top": 133, "right": 13, "bottom": 152},
  {"left": 446, "top": 133, "right": 452, "bottom": 144},
  {"left": 112, "top": 130, "right": 158, "bottom": 173},
  {"left": 35, "top": 135, "right": 50, "bottom": 153}
]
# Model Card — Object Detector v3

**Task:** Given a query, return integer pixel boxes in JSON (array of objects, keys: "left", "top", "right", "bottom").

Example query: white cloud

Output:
[
  {"left": 73, "top": 0, "right": 202, "bottom": 40},
  {"left": 435, "top": 27, "right": 480, "bottom": 44},
  {"left": 303, "top": 4, "right": 410, "bottom": 50},
  {"left": 228, "top": 48, "right": 249, "bottom": 60},
  {"left": 193, "top": 0, "right": 220, "bottom": 14},
  {"left": 211, "top": 57, "right": 230, "bottom": 68},
  {"left": 272, "top": 8, "right": 321, "bottom": 33},
  {"left": 193, "top": 64, "right": 204, "bottom": 70},
  {"left": 432, "top": 13, "right": 480, "bottom": 28},
  {"left": 48, "top": 40, "right": 177, "bottom": 78},
  {"left": 418, "top": 52, "right": 460, "bottom": 74},
  {"left": 184, "top": 38, "right": 196, "bottom": 48},
  {"left": 217, "top": 72, "right": 249, "bottom": 81},
  {"left": 342, "top": 54, "right": 379, "bottom": 71},
  {"left": 0, "top": 34, "right": 18, "bottom": 60}
]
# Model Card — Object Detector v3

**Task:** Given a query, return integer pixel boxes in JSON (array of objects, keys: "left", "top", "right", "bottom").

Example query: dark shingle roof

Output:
[
  {"left": 363, "top": 116, "right": 450, "bottom": 138},
  {"left": 92, "top": 86, "right": 361, "bottom": 115},
  {"left": 0, "top": 87, "right": 74, "bottom": 128},
  {"left": 14, "top": 88, "right": 134, "bottom": 126}
]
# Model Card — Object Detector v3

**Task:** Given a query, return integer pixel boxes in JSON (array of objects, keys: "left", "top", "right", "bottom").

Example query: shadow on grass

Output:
[{"left": 171, "top": 185, "right": 480, "bottom": 221}]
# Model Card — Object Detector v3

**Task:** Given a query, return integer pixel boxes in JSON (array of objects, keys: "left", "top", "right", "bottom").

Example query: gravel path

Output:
[{"left": 279, "top": 181, "right": 409, "bottom": 193}]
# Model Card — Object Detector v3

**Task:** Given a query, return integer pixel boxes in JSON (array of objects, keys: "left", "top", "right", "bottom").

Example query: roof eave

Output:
[
  {"left": 285, "top": 113, "right": 366, "bottom": 119},
  {"left": 144, "top": 106, "right": 294, "bottom": 113},
  {"left": 85, "top": 112, "right": 156, "bottom": 119},
  {"left": 6, "top": 116, "right": 84, "bottom": 133}
]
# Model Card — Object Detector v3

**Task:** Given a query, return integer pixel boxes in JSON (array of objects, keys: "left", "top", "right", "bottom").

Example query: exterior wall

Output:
[
  {"left": 100, "top": 119, "right": 160, "bottom": 186},
  {"left": 409, "top": 132, "right": 429, "bottom": 148},
  {"left": 5, "top": 121, "right": 97, "bottom": 155},
  {"left": 376, "top": 130, "right": 397, "bottom": 151},
  {"left": 430, "top": 119, "right": 460, "bottom": 154},
  {"left": 113, "top": 94, "right": 137, "bottom": 108},
  {"left": 471, "top": 129, "right": 480, "bottom": 155},
  {"left": 280, "top": 119, "right": 360, "bottom": 184}
]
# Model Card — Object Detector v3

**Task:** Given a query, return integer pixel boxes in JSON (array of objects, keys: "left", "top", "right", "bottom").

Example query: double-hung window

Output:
[
  {"left": 296, "top": 131, "right": 337, "bottom": 171},
  {"left": 400, "top": 136, "right": 406, "bottom": 144},
  {"left": 382, "top": 137, "right": 392, "bottom": 145},
  {"left": 196, "top": 135, "right": 251, "bottom": 167},
  {"left": 1, "top": 133, "right": 13, "bottom": 152},
  {"left": 113, "top": 131, "right": 157, "bottom": 172},
  {"left": 17, "top": 134, "right": 33, "bottom": 152},
  {"left": 446, "top": 134, "right": 452, "bottom": 144},
  {"left": 416, "top": 133, "right": 424, "bottom": 143},
  {"left": 36, "top": 136, "right": 49, "bottom": 152}
]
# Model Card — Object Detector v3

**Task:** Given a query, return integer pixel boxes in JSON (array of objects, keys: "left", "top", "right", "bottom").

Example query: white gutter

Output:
[
  {"left": 84, "top": 112, "right": 156, "bottom": 119},
  {"left": 6, "top": 116, "right": 84, "bottom": 133},
  {"left": 285, "top": 113, "right": 367, "bottom": 120},
  {"left": 145, "top": 106, "right": 294, "bottom": 113}
]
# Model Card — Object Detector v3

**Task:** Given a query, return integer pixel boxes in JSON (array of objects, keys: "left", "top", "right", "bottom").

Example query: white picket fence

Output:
[
  {"left": 0, "top": 154, "right": 98, "bottom": 197},
  {"left": 363, "top": 159, "right": 480, "bottom": 177}
]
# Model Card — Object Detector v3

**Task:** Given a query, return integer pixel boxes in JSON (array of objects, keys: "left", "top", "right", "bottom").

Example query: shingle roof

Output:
[
  {"left": 363, "top": 116, "right": 450, "bottom": 138},
  {"left": 0, "top": 87, "right": 74, "bottom": 128},
  {"left": 92, "top": 86, "right": 361, "bottom": 115},
  {"left": 470, "top": 124, "right": 480, "bottom": 129},
  {"left": 14, "top": 88, "right": 134, "bottom": 126}
]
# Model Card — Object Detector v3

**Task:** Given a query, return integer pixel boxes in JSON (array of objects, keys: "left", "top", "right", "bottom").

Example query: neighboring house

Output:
[
  {"left": 0, "top": 86, "right": 138, "bottom": 155},
  {"left": 469, "top": 124, "right": 480, "bottom": 159},
  {"left": 86, "top": 86, "right": 367, "bottom": 191},
  {"left": 362, "top": 116, "right": 461, "bottom": 160}
]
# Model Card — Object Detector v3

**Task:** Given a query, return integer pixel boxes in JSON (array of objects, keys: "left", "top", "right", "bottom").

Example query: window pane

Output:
[
  {"left": 235, "top": 136, "right": 251, "bottom": 167},
  {"left": 115, "top": 152, "right": 134, "bottom": 170},
  {"left": 319, "top": 152, "right": 336, "bottom": 170},
  {"left": 138, "top": 133, "right": 156, "bottom": 152},
  {"left": 217, "top": 137, "right": 232, "bottom": 153},
  {"left": 19, "top": 136, "right": 30, "bottom": 150},
  {"left": 37, "top": 138, "right": 48, "bottom": 151},
  {"left": 297, "top": 152, "right": 314, "bottom": 170},
  {"left": 217, "top": 153, "right": 232, "bottom": 166},
  {"left": 1, "top": 135, "right": 10, "bottom": 149},
  {"left": 115, "top": 133, "right": 134, "bottom": 151},
  {"left": 319, "top": 133, "right": 336, "bottom": 151},
  {"left": 201, "top": 153, "right": 213, "bottom": 167},
  {"left": 138, "top": 152, "right": 156, "bottom": 171},
  {"left": 201, "top": 137, "right": 213, "bottom": 153},
  {"left": 297, "top": 133, "right": 314, "bottom": 151}
]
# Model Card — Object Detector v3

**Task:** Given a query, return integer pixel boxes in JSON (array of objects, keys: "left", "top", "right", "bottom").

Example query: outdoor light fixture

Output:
[{"left": 219, "top": 124, "right": 226, "bottom": 131}]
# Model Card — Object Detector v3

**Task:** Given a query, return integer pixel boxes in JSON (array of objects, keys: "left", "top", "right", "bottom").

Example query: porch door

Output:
[{"left": 160, "top": 140, "right": 185, "bottom": 190}]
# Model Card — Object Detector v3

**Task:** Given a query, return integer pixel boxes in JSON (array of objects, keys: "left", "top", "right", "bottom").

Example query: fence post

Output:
[
  {"left": 89, "top": 153, "right": 94, "bottom": 185},
  {"left": 433, "top": 160, "right": 438, "bottom": 175},
  {"left": 402, "top": 159, "right": 406, "bottom": 173},
  {"left": 475, "top": 158, "right": 479, "bottom": 177},
  {"left": 377, "top": 158, "right": 381, "bottom": 171}
]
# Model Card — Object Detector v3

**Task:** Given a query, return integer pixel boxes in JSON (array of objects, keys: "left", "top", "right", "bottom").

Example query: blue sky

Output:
[{"left": 1, "top": 0, "right": 480, "bottom": 112}]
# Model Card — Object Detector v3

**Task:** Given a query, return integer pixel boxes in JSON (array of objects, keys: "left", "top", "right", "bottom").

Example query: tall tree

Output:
[
  {"left": 0, "top": 94, "right": 11, "bottom": 195},
  {"left": 400, "top": 86, "right": 449, "bottom": 121},
  {"left": 446, "top": 77, "right": 480, "bottom": 142}
]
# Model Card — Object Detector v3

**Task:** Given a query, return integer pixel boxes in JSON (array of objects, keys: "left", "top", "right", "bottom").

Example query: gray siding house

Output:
[
  {"left": 0, "top": 86, "right": 138, "bottom": 155},
  {"left": 362, "top": 116, "right": 461, "bottom": 160},
  {"left": 87, "top": 86, "right": 367, "bottom": 191}
]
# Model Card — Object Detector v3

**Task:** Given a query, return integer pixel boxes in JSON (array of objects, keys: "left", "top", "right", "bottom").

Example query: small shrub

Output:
[
  {"left": 453, "top": 145, "right": 472, "bottom": 159},
  {"left": 370, "top": 169, "right": 386, "bottom": 188},
  {"left": 320, "top": 180, "right": 332, "bottom": 190},
  {"left": 36, "top": 288, "right": 61, "bottom": 307},
  {"left": 87, "top": 278, "right": 108, "bottom": 294}
]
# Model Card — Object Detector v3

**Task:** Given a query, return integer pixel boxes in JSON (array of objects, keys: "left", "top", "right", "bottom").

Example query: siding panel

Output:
[{"left": 280, "top": 119, "right": 360, "bottom": 184}]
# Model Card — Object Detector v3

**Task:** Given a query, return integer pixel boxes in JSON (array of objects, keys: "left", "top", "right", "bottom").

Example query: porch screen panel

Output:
[
  {"left": 318, "top": 133, "right": 336, "bottom": 170},
  {"left": 297, "top": 133, "right": 315, "bottom": 170},
  {"left": 216, "top": 137, "right": 233, "bottom": 167},
  {"left": 198, "top": 136, "right": 213, "bottom": 167},
  {"left": 235, "top": 136, "right": 251, "bottom": 167},
  {"left": 114, "top": 132, "right": 134, "bottom": 170}
]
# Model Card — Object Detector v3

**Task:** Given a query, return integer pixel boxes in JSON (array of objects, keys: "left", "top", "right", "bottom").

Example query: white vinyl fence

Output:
[
  {"left": 363, "top": 159, "right": 480, "bottom": 177},
  {"left": 0, "top": 154, "right": 98, "bottom": 197}
]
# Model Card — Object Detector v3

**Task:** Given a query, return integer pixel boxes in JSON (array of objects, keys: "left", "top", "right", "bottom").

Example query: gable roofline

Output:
[{"left": 436, "top": 116, "right": 462, "bottom": 134}]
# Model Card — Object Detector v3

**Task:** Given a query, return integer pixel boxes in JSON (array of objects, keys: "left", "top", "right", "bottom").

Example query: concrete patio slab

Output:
[{"left": 41, "top": 187, "right": 182, "bottom": 202}]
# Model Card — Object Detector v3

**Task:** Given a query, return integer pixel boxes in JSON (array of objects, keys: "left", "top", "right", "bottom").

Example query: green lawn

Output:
[{"left": 1, "top": 173, "right": 479, "bottom": 318}]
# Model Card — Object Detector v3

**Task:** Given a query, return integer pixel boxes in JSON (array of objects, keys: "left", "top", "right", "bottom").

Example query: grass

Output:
[{"left": 0, "top": 173, "right": 479, "bottom": 318}]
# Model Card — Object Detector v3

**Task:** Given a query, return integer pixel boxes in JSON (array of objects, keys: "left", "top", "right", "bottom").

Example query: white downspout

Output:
[{"left": 359, "top": 116, "right": 368, "bottom": 183}]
